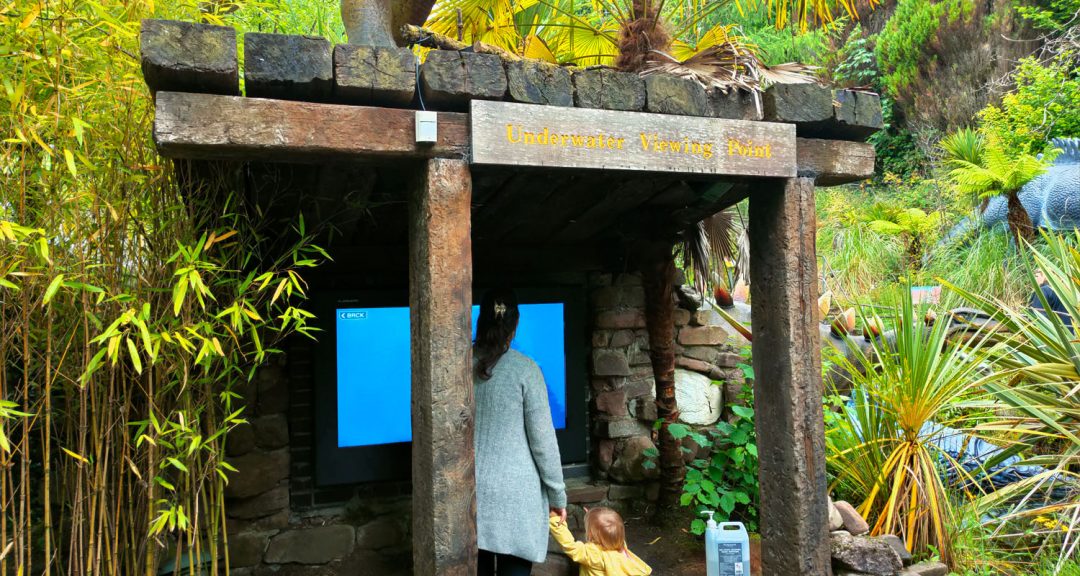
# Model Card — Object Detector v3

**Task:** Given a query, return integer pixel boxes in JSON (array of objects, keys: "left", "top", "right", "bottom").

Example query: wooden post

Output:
[
  {"left": 409, "top": 158, "right": 476, "bottom": 576},
  {"left": 748, "top": 177, "right": 831, "bottom": 575}
]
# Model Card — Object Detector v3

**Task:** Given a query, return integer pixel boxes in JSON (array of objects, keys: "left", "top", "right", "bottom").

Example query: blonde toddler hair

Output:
[{"left": 585, "top": 507, "right": 626, "bottom": 551}]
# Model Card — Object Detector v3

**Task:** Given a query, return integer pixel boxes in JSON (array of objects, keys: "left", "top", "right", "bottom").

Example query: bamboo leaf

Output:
[
  {"left": 61, "top": 447, "right": 90, "bottom": 463},
  {"left": 126, "top": 337, "right": 142, "bottom": 374},
  {"left": 42, "top": 273, "right": 64, "bottom": 305}
]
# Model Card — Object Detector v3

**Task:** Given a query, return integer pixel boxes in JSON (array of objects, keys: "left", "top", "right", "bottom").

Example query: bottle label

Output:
[{"left": 716, "top": 542, "right": 745, "bottom": 576}]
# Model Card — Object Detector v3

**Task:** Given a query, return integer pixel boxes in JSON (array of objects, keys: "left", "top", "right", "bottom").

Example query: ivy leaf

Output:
[
  {"left": 667, "top": 423, "right": 691, "bottom": 439},
  {"left": 720, "top": 492, "right": 736, "bottom": 514},
  {"left": 732, "top": 405, "right": 754, "bottom": 420},
  {"left": 690, "top": 519, "right": 707, "bottom": 535}
]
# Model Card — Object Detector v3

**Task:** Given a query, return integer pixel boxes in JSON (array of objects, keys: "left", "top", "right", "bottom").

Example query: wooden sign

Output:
[{"left": 470, "top": 100, "right": 796, "bottom": 177}]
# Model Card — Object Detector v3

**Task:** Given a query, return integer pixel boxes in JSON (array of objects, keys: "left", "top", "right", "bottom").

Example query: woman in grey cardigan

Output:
[{"left": 474, "top": 288, "right": 568, "bottom": 576}]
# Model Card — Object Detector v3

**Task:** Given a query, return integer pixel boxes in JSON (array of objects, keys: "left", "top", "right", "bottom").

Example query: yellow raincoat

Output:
[{"left": 549, "top": 516, "right": 653, "bottom": 576}]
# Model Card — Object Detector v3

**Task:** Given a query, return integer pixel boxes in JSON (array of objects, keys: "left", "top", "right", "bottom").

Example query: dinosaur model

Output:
[{"left": 942, "top": 137, "right": 1080, "bottom": 242}]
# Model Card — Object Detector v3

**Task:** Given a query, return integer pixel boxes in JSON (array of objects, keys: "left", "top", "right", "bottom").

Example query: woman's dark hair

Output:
[{"left": 474, "top": 288, "right": 520, "bottom": 380}]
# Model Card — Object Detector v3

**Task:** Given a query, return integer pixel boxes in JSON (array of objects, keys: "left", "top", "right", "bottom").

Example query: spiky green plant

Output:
[{"left": 825, "top": 292, "right": 1003, "bottom": 568}]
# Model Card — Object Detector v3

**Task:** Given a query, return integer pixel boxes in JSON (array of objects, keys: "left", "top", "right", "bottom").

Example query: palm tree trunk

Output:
[
  {"left": 640, "top": 242, "right": 684, "bottom": 521},
  {"left": 1006, "top": 191, "right": 1035, "bottom": 244}
]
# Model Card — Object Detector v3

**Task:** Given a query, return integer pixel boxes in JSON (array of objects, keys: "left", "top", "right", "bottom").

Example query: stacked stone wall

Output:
[{"left": 222, "top": 270, "right": 743, "bottom": 574}]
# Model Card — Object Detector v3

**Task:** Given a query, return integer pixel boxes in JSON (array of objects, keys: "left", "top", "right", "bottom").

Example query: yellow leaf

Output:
[
  {"left": 18, "top": 2, "right": 39, "bottom": 30},
  {"left": 126, "top": 337, "right": 142, "bottom": 374},
  {"left": 61, "top": 447, "right": 89, "bottom": 463},
  {"left": 522, "top": 34, "right": 557, "bottom": 63},
  {"left": 63, "top": 148, "right": 77, "bottom": 177}
]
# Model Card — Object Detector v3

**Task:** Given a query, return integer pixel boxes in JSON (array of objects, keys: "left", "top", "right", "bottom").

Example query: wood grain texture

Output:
[
  {"left": 471, "top": 101, "right": 796, "bottom": 177},
  {"left": 409, "top": 158, "right": 476, "bottom": 576},
  {"left": 796, "top": 137, "right": 875, "bottom": 186},
  {"left": 748, "top": 177, "right": 831, "bottom": 576},
  {"left": 153, "top": 92, "right": 468, "bottom": 161}
]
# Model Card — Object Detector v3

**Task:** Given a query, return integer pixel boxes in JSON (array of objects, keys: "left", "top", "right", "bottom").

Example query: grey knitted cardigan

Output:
[{"left": 474, "top": 349, "right": 568, "bottom": 563}]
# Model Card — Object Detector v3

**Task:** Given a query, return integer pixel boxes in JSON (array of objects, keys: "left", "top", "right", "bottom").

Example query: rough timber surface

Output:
[
  {"left": 749, "top": 177, "right": 831, "bottom": 575},
  {"left": 409, "top": 158, "right": 476, "bottom": 576},
  {"left": 140, "top": 19, "right": 238, "bottom": 95},
  {"left": 244, "top": 33, "right": 332, "bottom": 101},
  {"left": 796, "top": 138, "right": 875, "bottom": 185},
  {"left": 153, "top": 92, "right": 468, "bottom": 161},
  {"left": 471, "top": 100, "right": 796, "bottom": 177}
]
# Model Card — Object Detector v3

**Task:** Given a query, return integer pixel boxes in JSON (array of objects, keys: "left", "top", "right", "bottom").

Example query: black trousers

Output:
[{"left": 477, "top": 549, "right": 533, "bottom": 576}]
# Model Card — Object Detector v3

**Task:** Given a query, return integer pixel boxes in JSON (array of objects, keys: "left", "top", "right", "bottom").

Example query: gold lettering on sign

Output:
[
  {"left": 727, "top": 138, "right": 772, "bottom": 158},
  {"left": 503, "top": 123, "right": 778, "bottom": 162}
]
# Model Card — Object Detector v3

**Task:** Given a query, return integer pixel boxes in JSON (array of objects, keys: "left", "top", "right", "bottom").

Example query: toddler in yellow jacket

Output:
[{"left": 549, "top": 507, "right": 652, "bottom": 576}]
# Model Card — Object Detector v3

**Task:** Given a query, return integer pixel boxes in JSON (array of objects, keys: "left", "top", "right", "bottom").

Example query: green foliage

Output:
[
  {"left": 940, "top": 128, "right": 985, "bottom": 167},
  {"left": 680, "top": 382, "right": 760, "bottom": 535},
  {"left": 831, "top": 24, "right": 877, "bottom": 86},
  {"left": 0, "top": 0, "right": 334, "bottom": 573},
  {"left": 875, "top": 0, "right": 975, "bottom": 97},
  {"left": 870, "top": 97, "right": 932, "bottom": 178},
  {"left": 945, "top": 135, "right": 1051, "bottom": 201},
  {"left": 1015, "top": 0, "right": 1080, "bottom": 31},
  {"left": 825, "top": 292, "right": 1000, "bottom": 567},
  {"left": 977, "top": 54, "right": 1080, "bottom": 156}
]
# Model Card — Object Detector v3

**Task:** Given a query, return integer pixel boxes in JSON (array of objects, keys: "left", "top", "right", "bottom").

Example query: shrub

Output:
[
  {"left": 977, "top": 54, "right": 1080, "bottom": 156},
  {"left": 875, "top": 0, "right": 975, "bottom": 97}
]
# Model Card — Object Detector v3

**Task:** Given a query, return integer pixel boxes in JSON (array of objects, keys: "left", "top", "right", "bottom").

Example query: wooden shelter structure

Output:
[{"left": 140, "top": 7, "right": 879, "bottom": 575}]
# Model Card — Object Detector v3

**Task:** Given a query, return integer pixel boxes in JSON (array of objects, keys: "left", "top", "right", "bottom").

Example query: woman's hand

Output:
[{"left": 550, "top": 507, "right": 567, "bottom": 523}]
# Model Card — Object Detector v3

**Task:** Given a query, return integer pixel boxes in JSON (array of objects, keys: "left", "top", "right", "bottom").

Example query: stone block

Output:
[
  {"left": 593, "top": 349, "right": 631, "bottom": 377},
  {"left": 675, "top": 369, "right": 722, "bottom": 425},
  {"left": 573, "top": 68, "right": 646, "bottom": 111},
  {"left": 226, "top": 421, "right": 256, "bottom": 457},
  {"left": 229, "top": 530, "right": 271, "bottom": 568},
  {"left": 828, "top": 498, "right": 844, "bottom": 532},
  {"left": 592, "top": 286, "right": 645, "bottom": 310},
  {"left": 609, "top": 329, "right": 636, "bottom": 348},
  {"left": 682, "top": 345, "right": 720, "bottom": 364},
  {"left": 253, "top": 414, "right": 289, "bottom": 450},
  {"left": 227, "top": 509, "right": 288, "bottom": 533},
  {"left": 506, "top": 60, "right": 573, "bottom": 106},
  {"left": 607, "top": 484, "right": 644, "bottom": 500},
  {"left": 678, "top": 326, "right": 728, "bottom": 346},
  {"left": 596, "top": 439, "right": 616, "bottom": 472},
  {"left": 832, "top": 89, "right": 884, "bottom": 141},
  {"left": 763, "top": 82, "right": 832, "bottom": 124},
  {"left": 709, "top": 87, "right": 763, "bottom": 120},
  {"left": 264, "top": 525, "right": 356, "bottom": 565},
  {"left": 356, "top": 516, "right": 404, "bottom": 550},
  {"left": 244, "top": 33, "right": 332, "bottom": 100},
  {"left": 676, "top": 356, "right": 720, "bottom": 377},
  {"left": 645, "top": 74, "right": 708, "bottom": 116},
  {"left": 589, "top": 272, "right": 613, "bottom": 287},
  {"left": 595, "top": 419, "right": 650, "bottom": 439},
  {"left": 715, "top": 352, "right": 742, "bottom": 368},
  {"left": 876, "top": 534, "right": 912, "bottom": 566},
  {"left": 673, "top": 308, "right": 691, "bottom": 326},
  {"left": 225, "top": 448, "right": 289, "bottom": 499},
  {"left": 635, "top": 397, "right": 657, "bottom": 422},
  {"left": 614, "top": 273, "right": 642, "bottom": 286},
  {"left": 595, "top": 309, "right": 647, "bottom": 329},
  {"left": 629, "top": 349, "right": 651, "bottom": 366},
  {"left": 594, "top": 389, "right": 628, "bottom": 417},
  {"left": 227, "top": 485, "right": 289, "bottom": 519},
  {"left": 902, "top": 561, "right": 948, "bottom": 576},
  {"left": 834, "top": 501, "right": 870, "bottom": 536},
  {"left": 830, "top": 532, "right": 903, "bottom": 575},
  {"left": 567, "top": 480, "right": 609, "bottom": 503},
  {"left": 141, "top": 19, "right": 238, "bottom": 95},
  {"left": 609, "top": 435, "right": 659, "bottom": 483},
  {"left": 623, "top": 378, "right": 655, "bottom": 399},
  {"left": 420, "top": 50, "right": 507, "bottom": 110},
  {"left": 333, "top": 44, "right": 416, "bottom": 106}
]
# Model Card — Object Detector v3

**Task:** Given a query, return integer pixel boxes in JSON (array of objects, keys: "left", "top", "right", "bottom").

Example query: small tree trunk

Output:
[
  {"left": 640, "top": 242, "right": 684, "bottom": 522},
  {"left": 1006, "top": 191, "right": 1035, "bottom": 244}
]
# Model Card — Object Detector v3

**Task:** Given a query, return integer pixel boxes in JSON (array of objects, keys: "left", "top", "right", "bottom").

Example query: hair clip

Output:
[{"left": 493, "top": 303, "right": 507, "bottom": 319}]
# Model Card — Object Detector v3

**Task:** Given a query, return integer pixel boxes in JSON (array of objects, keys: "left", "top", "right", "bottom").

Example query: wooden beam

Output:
[
  {"left": 153, "top": 92, "right": 469, "bottom": 162},
  {"left": 748, "top": 177, "right": 831, "bottom": 575},
  {"left": 409, "top": 158, "right": 476, "bottom": 576},
  {"left": 796, "top": 137, "right": 875, "bottom": 186}
]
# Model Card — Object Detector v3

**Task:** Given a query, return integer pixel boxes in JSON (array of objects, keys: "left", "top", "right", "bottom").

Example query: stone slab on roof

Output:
[{"left": 139, "top": 19, "right": 884, "bottom": 143}]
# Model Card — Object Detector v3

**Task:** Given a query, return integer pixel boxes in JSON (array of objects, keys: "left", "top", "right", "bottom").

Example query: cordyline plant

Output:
[
  {"left": 946, "top": 231, "right": 1080, "bottom": 573},
  {"left": 825, "top": 293, "right": 1005, "bottom": 569},
  {"left": 0, "top": 0, "right": 329, "bottom": 574}
]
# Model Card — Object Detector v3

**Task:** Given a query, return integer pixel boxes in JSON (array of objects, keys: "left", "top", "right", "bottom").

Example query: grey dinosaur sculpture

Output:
[{"left": 942, "top": 137, "right": 1080, "bottom": 243}]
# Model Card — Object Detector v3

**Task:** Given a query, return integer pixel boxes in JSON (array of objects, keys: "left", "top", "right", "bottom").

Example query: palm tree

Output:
[
  {"left": 944, "top": 133, "right": 1051, "bottom": 244},
  {"left": 422, "top": 0, "right": 867, "bottom": 88}
]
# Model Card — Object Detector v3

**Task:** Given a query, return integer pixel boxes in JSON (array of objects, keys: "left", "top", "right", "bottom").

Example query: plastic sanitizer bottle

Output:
[{"left": 704, "top": 512, "right": 751, "bottom": 576}]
